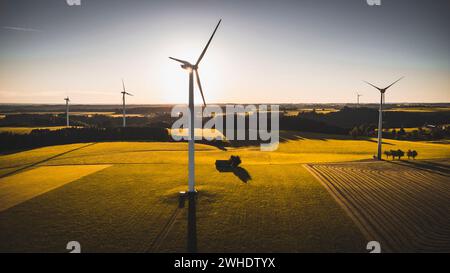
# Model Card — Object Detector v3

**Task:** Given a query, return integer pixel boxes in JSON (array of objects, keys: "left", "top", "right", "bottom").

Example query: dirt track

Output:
[{"left": 306, "top": 159, "right": 450, "bottom": 253}]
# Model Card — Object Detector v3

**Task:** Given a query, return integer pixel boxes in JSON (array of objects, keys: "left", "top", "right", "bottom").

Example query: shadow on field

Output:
[
  {"left": 187, "top": 193, "right": 197, "bottom": 253},
  {"left": 363, "top": 138, "right": 395, "bottom": 145},
  {"left": 222, "top": 131, "right": 396, "bottom": 149},
  {"left": 216, "top": 165, "right": 252, "bottom": 183},
  {"left": 0, "top": 143, "right": 97, "bottom": 179},
  {"left": 232, "top": 167, "right": 252, "bottom": 183},
  {"left": 387, "top": 160, "right": 450, "bottom": 177}
]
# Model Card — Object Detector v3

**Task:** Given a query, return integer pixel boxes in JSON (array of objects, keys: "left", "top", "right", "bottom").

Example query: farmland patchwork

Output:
[{"left": 0, "top": 165, "right": 111, "bottom": 212}]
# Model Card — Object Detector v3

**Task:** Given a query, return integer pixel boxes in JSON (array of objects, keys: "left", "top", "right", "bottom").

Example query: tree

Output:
[
  {"left": 407, "top": 149, "right": 413, "bottom": 159},
  {"left": 350, "top": 126, "right": 359, "bottom": 139},
  {"left": 397, "top": 149, "right": 405, "bottom": 160},
  {"left": 391, "top": 128, "right": 397, "bottom": 138},
  {"left": 384, "top": 150, "right": 392, "bottom": 160},
  {"left": 412, "top": 150, "right": 418, "bottom": 160},
  {"left": 430, "top": 128, "right": 444, "bottom": 139}
]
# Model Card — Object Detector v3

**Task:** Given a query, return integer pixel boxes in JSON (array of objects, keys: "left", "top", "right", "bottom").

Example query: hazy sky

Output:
[{"left": 0, "top": 0, "right": 449, "bottom": 104}]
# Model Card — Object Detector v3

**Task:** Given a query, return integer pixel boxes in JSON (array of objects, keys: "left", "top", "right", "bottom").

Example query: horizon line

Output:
[{"left": 0, "top": 102, "right": 449, "bottom": 106}]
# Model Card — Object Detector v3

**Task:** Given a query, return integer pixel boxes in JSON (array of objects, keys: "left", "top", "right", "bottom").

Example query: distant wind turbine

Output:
[
  {"left": 64, "top": 97, "right": 70, "bottom": 127},
  {"left": 121, "top": 79, "right": 133, "bottom": 127},
  {"left": 169, "top": 19, "right": 222, "bottom": 194},
  {"left": 357, "top": 93, "right": 362, "bottom": 107},
  {"left": 364, "top": 76, "right": 404, "bottom": 160}
]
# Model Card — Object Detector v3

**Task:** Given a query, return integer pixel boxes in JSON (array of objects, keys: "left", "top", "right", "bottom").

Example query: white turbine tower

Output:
[
  {"left": 64, "top": 97, "right": 70, "bottom": 127},
  {"left": 364, "top": 77, "right": 404, "bottom": 160},
  {"left": 169, "top": 19, "right": 222, "bottom": 194},
  {"left": 121, "top": 79, "right": 133, "bottom": 127}
]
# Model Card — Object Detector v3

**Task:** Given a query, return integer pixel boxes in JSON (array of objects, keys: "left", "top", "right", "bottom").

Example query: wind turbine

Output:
[
  {"left": 169, "top": 19, "right": 222, "bottom": 194},
  {"left": 357, "top": 93, "right": 362, "bottom": 107},
  {"left": 121, "top": 79, "right": 133, "bottom": 127},
  {"left": 364, "top": 76, "right": 404, "bottom": 160},
  {"left": 64, "top": 97, "right": 70, "bottom": 127}
]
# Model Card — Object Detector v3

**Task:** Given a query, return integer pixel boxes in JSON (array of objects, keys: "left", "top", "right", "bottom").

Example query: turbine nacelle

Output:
[
  {"left": 182, "top": 64, "right": 195, "bottom": 70},
  {"left": 121, "top": 91, "right": 133, "bottom": 96},
  {"left": 364, "top": 76, "right": 404, "bottom": 94},
  {"left": 169, "top": 57, "right": 195, "bottom": 70}
]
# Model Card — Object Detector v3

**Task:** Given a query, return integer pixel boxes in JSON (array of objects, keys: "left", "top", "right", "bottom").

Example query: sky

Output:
[{"left": 0, "top": 0, "right": 449, "bottom": 104}]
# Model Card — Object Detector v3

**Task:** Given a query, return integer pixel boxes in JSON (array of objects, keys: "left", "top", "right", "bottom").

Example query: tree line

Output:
[
  {"left": 302, "top": 106, "right": 450, "bottom": 129},
  {"left": 0, "top": 127, "right": 169, "bottom": 152},
  {"left": 350, "top": 124, "right": 449, "bottom": 141},
  {"left": 383, "top": 149, "right": 418, "bottom": 160}
]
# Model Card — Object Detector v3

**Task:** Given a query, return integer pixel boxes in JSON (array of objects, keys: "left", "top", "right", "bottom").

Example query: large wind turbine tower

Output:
[
  {"left": 169, "top": 19, "right": 222, "bottom": 194},
  {"left": 364, "top": 77, "right": 404, "bottom": 160}
]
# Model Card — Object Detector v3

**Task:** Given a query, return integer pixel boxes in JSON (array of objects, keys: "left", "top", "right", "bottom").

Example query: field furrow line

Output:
[
  {"left": 147, "top": 206, "right": 182, "bottom": 253},
  {"left": 309, "top": 160, "right": 450, "bottom": 252},
  {"left": 340, "top": 166, "right": 450, "bottom": 246},
  {"left": 320, "top": 166, "right": 418, "bottom": 250},
  {"left": 309, "top": 165, "right": 398, "bottom": 250}
]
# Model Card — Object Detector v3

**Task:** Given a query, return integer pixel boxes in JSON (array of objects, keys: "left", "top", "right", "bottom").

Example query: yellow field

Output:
[
  {"left": 0, "top": 131, "right": 449, "bottom": 252},
  {"left": 385, "top": 107, "right": 450, "bottom": 113},
  {"left": 108, "top": 114, "right": 146, "bottom": 118},
  {"left": 0, "top": 165, "right": 110, "bottom": 212},
  {"left": 169, "top": 128, "right": 225, "bottom": 140},
  {"left": 382, "top": 127, "right": 424, "bottom": 133},
  {"left": 0, "top": 159, "right": 365, "bottom": 252},
  {"left": 5, "top": 132, "right": 442, "bottom": 168},
  {"left": 0, "top": 126, "right": 72, "bottom": 134},
  {"left": 0, "top": 143, "right": 94, "bottom": 177},
  {"left": 284, "top": 108, "right": 339, "bottom": 116}
]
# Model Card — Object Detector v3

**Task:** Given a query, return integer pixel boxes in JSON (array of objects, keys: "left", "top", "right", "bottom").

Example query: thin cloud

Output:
[{"left": 2, "top": 26, "right": 42, "bottom": 32}]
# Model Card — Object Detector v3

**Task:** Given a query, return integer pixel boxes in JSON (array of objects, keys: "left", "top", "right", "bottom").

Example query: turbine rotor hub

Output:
[{"left": 181, "top": 63, "right": 197, "bottom": 70}]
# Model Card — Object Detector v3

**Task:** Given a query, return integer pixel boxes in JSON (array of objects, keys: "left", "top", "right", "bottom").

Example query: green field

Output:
[{"left": 0, "top": 131, "right": 449, "bottom": 252}]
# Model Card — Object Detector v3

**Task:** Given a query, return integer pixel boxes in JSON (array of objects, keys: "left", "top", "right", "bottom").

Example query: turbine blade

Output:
[
  {"left": 122, "top": 79, "right": 126, "bottom": 92},
  {"left": 384, "top": 76, "right": 404, "bottom": 90},
  {"left": 195, "top": 19, "right": 222, "bottom": 67},
  {"left": 126, "top": 92, "right": 133, "bottom": 96},
  {"left": 169, "top": 57, "right": 190, "bottom": 65},
  {"left": 363, "top": 81, "right": 383, "bottom": 92},
  {"left": 195, "top": 69, "right": 206, "bottom": 106}
]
